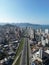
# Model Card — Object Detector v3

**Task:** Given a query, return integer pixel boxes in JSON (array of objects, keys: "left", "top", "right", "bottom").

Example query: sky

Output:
[{"left": 0, "top": 0, "right": 49, "bottom": 24}]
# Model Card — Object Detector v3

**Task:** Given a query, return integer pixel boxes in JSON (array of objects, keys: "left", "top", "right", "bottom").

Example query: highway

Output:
[
  {"left": 27, "top": 28, "right": 34, "bottom": 65},
  {"left": 28, "top": 39, "right": 33, "bottom": 65},
  {"left": 20, "top": 38, "right": 27, "bottom": 65},
  {"left": 12, "top": 29, "right": 31, "bottom": 65}
]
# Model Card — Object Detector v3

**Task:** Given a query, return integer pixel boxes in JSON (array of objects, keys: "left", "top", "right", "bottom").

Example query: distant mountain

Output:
[
  {"left": 15, "top": 23, "right": 49, "bottom": 29},
  {"left": 0, "top": 23, "right": 49, "bottom": 29}
]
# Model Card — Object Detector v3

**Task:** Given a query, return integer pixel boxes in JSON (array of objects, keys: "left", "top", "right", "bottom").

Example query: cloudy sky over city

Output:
[{"left": 0, "top": 0, "right": 49, "bottom": 24}]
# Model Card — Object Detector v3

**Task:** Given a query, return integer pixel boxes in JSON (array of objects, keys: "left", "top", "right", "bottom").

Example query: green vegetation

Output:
[
  {"left": 0, "top": 52, "right": 6, "bottom": 60},
  {"left": 15, "top": 38, "right": 24, "bottom": 57},
  {"left": 15, "top": 54, "right": 21, "bottom": 65}
]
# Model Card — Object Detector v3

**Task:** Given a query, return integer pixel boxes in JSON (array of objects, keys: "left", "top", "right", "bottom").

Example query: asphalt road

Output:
[{"left": 28, "top": 39, "right": 32, "bottom": 65}]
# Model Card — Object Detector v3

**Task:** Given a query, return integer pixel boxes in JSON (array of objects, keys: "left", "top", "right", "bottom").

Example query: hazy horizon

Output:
[{"left": 0, "top": 0, "right": 49, "bottom": 24}]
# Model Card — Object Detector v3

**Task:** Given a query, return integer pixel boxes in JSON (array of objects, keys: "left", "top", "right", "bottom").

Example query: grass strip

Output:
[
  {"left": 15, "top": 54, "right": 21, "bottom": 65},
  {"left": 15, "top": 38, "right": 24, "bottom": 58}
]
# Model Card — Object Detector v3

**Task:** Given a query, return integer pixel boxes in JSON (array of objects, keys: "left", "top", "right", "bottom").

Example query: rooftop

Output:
[{"left": 45, "top": 49, "right": 49, "bottom": 54}]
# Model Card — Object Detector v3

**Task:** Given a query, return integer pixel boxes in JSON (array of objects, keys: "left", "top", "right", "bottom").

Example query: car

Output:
[{"left": 32, "top": 63, "right": 35, "bottom": 65}]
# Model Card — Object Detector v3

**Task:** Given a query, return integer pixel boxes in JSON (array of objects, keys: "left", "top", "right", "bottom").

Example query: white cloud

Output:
[
  {"left": 0, "top": 17, "right": 33, "bottom": 23},
  {"left": 0, "top": 17, "right": 42, "bottom": 24},
  {"left": 0, "top": 17, "right": 17, "bottom": 23}
]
